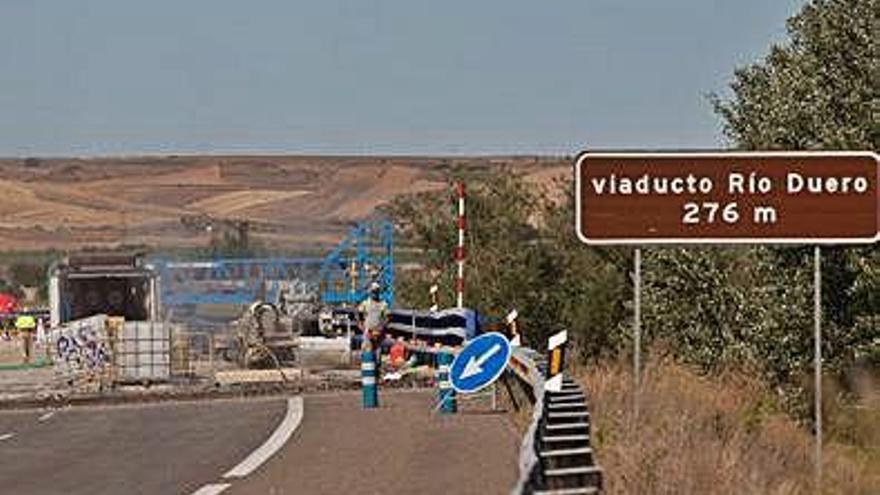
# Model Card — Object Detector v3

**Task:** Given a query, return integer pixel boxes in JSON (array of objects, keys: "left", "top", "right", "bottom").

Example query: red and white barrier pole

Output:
[{"left": 455, "top": 182, "right": 465, "bottom": 309}]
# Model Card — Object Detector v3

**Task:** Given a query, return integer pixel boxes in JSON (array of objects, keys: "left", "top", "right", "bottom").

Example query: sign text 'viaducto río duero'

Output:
[{"left": 575, "top": 151, "right": 879, "bottom": 245}]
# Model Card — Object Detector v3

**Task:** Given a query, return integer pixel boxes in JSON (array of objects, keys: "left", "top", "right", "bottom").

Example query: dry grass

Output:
[{"left": 575, "top": 357, "right": 879, "bottom": 495}]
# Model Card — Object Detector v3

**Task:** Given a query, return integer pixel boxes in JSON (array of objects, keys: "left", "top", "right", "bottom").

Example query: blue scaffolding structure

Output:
[
  {"left": 149, "top": 219, "right": 395, "bottom": 310},
  {"left": 149, "top": 257, "right": 323, "bottom": 307},
  {"left": 319, "top": 219, "right": 394, "bottom": 306}
]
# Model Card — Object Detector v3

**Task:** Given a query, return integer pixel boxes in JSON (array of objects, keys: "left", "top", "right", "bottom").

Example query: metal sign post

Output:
[
  {"left": 814, "top": 246, "right": 822, "bottom": 489},
  {"left": 634, "top": 248, "right": 641, "bottom": 421}
]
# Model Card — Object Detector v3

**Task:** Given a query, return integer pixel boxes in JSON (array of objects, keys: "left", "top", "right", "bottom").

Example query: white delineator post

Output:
[
  {"left": 544, "top": 330, "right": 568, "bottom": 392},
  {"left": 455, "top": 182, "right": 466, "bottom": 309},
  {"left": 429, "top": 284, "right": 439, "bottom": 312},
  {"left": 506, "top": 309, "right": 520, "bottom": 346}
]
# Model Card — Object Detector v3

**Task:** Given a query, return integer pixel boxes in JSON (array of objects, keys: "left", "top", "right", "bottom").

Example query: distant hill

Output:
[{"left": 0, "top": 155, "right": 567, "bottom": 252}]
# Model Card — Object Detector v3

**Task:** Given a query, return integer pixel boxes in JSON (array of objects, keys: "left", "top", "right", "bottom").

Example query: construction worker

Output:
[
  {"left": 14, "top": 312, "right": 37, "bottom": 364},
  {"left": 35, "top": 317, "right": 46, "bottom": 345},
  {"left": 358, "top": 282, "right": 389, "bottom": 366}
]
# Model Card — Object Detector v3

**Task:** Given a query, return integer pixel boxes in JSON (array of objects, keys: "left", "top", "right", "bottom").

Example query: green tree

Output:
[
  {"left": 389, "top": 170, "right": 548, "bottom": 342},
  {"left": 388, "top": 170, "right": 630, "bottom": 356},
  {"left": 711, "top": 0, "right": 877, "bottom": 150},
  {"left": 705, "top": 0, "right": 879, "bottom": 393},
  {"left": 640, "top": 247, "right": 815, "bottom": 388}
]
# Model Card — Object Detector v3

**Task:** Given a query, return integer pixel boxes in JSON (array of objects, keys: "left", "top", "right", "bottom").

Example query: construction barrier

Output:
[
  {"left": 361, "top": 349, "right": 378, "bottom": 408},
  {"left": 52, "top": 315, "right": 114, "bottom": 389},
  {"left": 116, "top": 320, "right": 173, "bottom": 382},
  {"left": 436, "top": 350, "right": 457, "bottom": 414}
]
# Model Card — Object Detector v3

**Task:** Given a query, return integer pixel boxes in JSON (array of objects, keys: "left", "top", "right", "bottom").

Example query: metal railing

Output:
[{"left": 509, "top": 346, "right": 604, "bottom": 495}]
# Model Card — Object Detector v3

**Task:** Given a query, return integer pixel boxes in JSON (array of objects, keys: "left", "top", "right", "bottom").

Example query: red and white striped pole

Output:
[{"left": 455, "top": 181, "right": 465, "bottom": 309}]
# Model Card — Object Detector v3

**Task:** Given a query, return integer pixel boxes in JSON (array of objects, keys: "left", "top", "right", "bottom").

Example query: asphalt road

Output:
[
  {"left": 0, "top": 390, "right": 520, "bottom": 495},
  {"left": 229, "top": 391, "right": 521, "bottom": 495},
  {"left": 0, "top": 398, "right": 287, "bottom": 495}
]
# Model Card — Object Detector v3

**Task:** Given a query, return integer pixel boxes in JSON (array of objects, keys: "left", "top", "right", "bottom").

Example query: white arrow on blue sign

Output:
[{"left": 450, "top": 332, "right": 512, "bottom": 394}]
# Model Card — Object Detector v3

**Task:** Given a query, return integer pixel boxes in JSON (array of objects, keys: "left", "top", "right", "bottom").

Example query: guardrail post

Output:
[
  {"left": 361, "top": 349, "right": 378, "bottom": 408},
  {"left": 437, "top": 350, "right": 456, "bottom": 414},
  {"left": 545, "top": 330, "right": 568, "bottom": 392}
]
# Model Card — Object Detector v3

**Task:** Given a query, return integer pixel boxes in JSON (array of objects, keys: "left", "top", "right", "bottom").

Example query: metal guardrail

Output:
[{"left": 509, "top": 346, "right": 604, "bottom": 495}]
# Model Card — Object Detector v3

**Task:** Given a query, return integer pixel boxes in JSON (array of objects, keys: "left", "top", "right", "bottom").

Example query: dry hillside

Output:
[
  {"left": 0, "top": 155, "right": 568, "bottom": 252},
  {"left": 579, "top": 358, "right": 879, "bottom": 495}
]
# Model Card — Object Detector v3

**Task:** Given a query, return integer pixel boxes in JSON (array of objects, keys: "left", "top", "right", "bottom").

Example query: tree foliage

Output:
[
  {"left": 387, "top": 170, "right": 629, "bottom": 357},
  {"left": 709, "top": 0, "right": 879, "bottom": 378},
  {"left": 641, "top": 247, "right": 814, "bottom": 388},
  {"left": 711, "top": 0, "right": 877, "bottom": 150}
]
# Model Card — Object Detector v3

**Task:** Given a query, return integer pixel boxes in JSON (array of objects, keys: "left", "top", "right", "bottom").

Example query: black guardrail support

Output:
[{"left": 510, "top": 337, "right": 604, "bottom": 494}]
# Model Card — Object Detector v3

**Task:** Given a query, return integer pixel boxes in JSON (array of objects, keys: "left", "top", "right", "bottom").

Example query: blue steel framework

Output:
[
  {"left": 149, "top": 219, "right": 395, "bottom": 309},
  {"left": 319, "top": 219, "right": 394, "bottom": 306},
  {"left": 149, "top": 257, "right": 323, "bottom": 307}
]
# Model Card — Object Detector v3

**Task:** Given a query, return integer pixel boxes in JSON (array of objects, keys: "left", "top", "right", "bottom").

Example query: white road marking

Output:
[
  {"left": 0, "top": 433, "right": 14, "bottom": 441},
  {"left": 223, "top": 396, "right": 304, "bottom": 478},
  {"left": 191, "top": 483, "right": 230, "bottom": 495},
  {"left": 38, "top": 411, "right": 55, "bottom": 422}
]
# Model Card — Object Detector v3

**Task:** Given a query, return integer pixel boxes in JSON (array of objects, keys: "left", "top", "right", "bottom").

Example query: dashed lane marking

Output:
[
  {"left": 191, "top": 483, "right": 230, "bottom": 495},
  {"left": 38, "top": 411, "right": 55, "bottom": 422},
  {"left": 0, "top": 433, "right": 14, "bottom": 441}
]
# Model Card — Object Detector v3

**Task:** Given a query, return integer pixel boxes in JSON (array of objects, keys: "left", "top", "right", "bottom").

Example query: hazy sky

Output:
[{"left": 0, "top": 0, "right": 806, "bottom": 156}]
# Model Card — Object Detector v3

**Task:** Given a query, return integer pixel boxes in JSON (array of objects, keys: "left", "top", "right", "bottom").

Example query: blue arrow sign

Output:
[{"left": 450, "top": 332, "right": 511, "bottom": 394}]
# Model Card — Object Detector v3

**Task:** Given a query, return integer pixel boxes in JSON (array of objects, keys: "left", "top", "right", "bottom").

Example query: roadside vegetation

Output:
[
  {"left": 390, "top": 0, "right": 877, "bottom": 492},
  {"left": 578, "top": 355, "right": 879, "bottom": 495}
]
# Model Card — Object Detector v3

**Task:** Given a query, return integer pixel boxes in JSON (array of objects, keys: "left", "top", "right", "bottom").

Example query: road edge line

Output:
[{"left": 223, "top": 396, "right": 304, "bottom": 479}]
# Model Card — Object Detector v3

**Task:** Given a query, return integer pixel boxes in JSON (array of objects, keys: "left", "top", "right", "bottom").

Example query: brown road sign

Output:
[{"left": 575, "top": 151, "right": 879, "bottom": 244}]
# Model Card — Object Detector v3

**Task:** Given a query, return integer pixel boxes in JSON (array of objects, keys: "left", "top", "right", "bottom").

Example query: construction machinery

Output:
[{"left": 222, "top": 301, "right": 297, "bottom": 368}]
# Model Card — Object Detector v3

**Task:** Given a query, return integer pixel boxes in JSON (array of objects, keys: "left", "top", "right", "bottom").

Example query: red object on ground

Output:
[
  {"left": 0, "top": 293, "right": 19, "bottom": 314},
  {"left": 389, "top": 340, "right": 406, "bottom": 366}
]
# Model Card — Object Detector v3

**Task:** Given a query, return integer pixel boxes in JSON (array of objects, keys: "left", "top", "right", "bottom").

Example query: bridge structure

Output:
[{"left": 147, "top": 219, "right": 395, "bottom": 313}]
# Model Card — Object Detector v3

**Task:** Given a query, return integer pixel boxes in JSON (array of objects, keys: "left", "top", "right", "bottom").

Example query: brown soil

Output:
[{"left": 0, "top": 155, "right": 568, "bottom": 252}]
